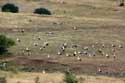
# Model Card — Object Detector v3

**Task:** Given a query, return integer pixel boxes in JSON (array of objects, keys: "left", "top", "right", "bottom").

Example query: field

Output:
[{"left": 0, "top": 0, "right": 125, "bottom": 83}]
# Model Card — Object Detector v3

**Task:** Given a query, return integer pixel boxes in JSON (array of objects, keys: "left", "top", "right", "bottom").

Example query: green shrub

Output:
[
  {"left": 2, "top": 3, "right": 19, "bottom": 13},
  {"left": 34, "top": 8, "right": 51, "bottom": 15},
  {"left": 0, "top": 35, "right": 15, "bottom": 55},
  {"left": 0, "top": 61, "right": 18, "bottom": 73},
  {"left": 64, "top": 71, "right": 78, "bottom": 83}
]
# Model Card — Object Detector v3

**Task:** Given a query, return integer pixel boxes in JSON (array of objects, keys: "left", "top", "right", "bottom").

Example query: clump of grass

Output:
[{"left": 34, "top": 76, "right": 40, "bottom": 83}]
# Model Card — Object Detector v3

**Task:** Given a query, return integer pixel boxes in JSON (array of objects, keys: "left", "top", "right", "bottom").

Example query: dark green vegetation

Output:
[
  {"left": 34, "top": 8, "right": 51, "bottom": 15},
  {"left": 1, "top": 3, "right": 19, "bottom": 13},
  {"left": 64, "top": 71, "right": 78, "bottom": 83},
  {"left": 0, "top": 35, "right": 15, "bottom": 55}
]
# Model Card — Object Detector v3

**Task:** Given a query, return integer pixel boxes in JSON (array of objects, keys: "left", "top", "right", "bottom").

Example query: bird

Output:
[
  {"left": 73, "top": 51, "right": 77, "bottom": 56},
  {"left": 42, "top": 70, "right": 46, "bottom": 74},
  {"left": 34, "top": 43, "right": 38, "bottom": 46},
  {"left": 118, "top": 44, "right": 123, "bottom": 48},
  {"left": 113, "top": 54, "right": 116, "bottom": 59},
  {"left": 25, "top": 47, "right": 30, "bottom": 52},
  {"left": 112, "top": 44, "right": 116, "bottom": 47},
  {"left": 98, "top": 68, "right": 102, "bottom": 73},
  {"left": 47, "top": 54, "right": 50, "bottom": 58},
  {"left": 106, "top": 54, "right": 109, "bottom": 58},
  {"left": 40, "top": 47, "right": 43, "bottom": 51},
  {"left": 21, "top": 29, "right": 25, "bottom": 33},
  {"left": 58, "top": 51, "right": 62, "bottom": 55},
  {"left": 92, "top": 44, "right": 95, "bottom": 48},
  {"left": 66, "top": 53, "right": 70, "bottom": 57},
  {"left": 77, "top": 56, "right": 82, "bottom": 61},
  {"left": 63, "top": 43, "right": 67, "bottom": 48},
  {"left": 73, "top": 26, "right": 77, "bottom": 30},
  {"left": 102, "top": 43, "right": 105, "bottom": 48},
  {"left": 78, "top": 51, "right": 82, "bottom": 55},
  {"left": 16, "top": 38, "right": 21, "bottom": 42},
  {"left": 38, "top": 36, "right": 41, "bottom": 40},
  {"left": 83, "top": 46, "right": 89, "bottom": 50}
]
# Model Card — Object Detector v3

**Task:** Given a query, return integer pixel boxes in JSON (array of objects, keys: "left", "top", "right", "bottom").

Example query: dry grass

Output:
[{"left": 0, "top": 70, "right": 124, "bottom": 83}]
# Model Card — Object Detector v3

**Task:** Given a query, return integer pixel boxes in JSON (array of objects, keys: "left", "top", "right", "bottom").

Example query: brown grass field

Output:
[
  {"left": 0, "top": 70, "right": 125, "bottom": 83},
  {"left": 0, "top": 0, "right": 125, "bottom": 83}
]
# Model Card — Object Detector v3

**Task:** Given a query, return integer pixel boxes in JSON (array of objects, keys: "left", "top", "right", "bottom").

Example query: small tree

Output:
[
  {"left": 0, "top": 35, "right": 15, "bottom": 55},
  {"left": 34, "top": 8, "right": 51, "bottom": 15},
  {"left": 64, "top": 71, "right": 78, "bottom": 83},
  {"left": 2, "top": 3, "right": 19, "bottom": 13}
]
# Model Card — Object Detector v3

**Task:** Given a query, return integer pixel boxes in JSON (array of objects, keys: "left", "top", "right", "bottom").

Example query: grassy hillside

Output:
[{"left": 0, "top": 0, "right": 125, "bottom": 82}]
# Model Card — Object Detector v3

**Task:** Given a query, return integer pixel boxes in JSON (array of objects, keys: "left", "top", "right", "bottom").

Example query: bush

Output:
[
  {"left": 1, "top": 3, "right": 19, "bottom": 13},
  {"left": 0, "top": 35, "right": 15, "bottom": 55},
  {"left": 64, "top": 71, "right": 78, "bottom": 83},
  {"left": 34, "top": 8, "right": 51, "bottom": 15}
]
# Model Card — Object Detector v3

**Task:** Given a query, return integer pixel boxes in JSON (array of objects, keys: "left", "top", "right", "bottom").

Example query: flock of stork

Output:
[
  {"left": 16, "top": 28, "right": 123, "bottom": 63},
  {"left": 11, "top": 27, "right": 125, "bottom": 74}
]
